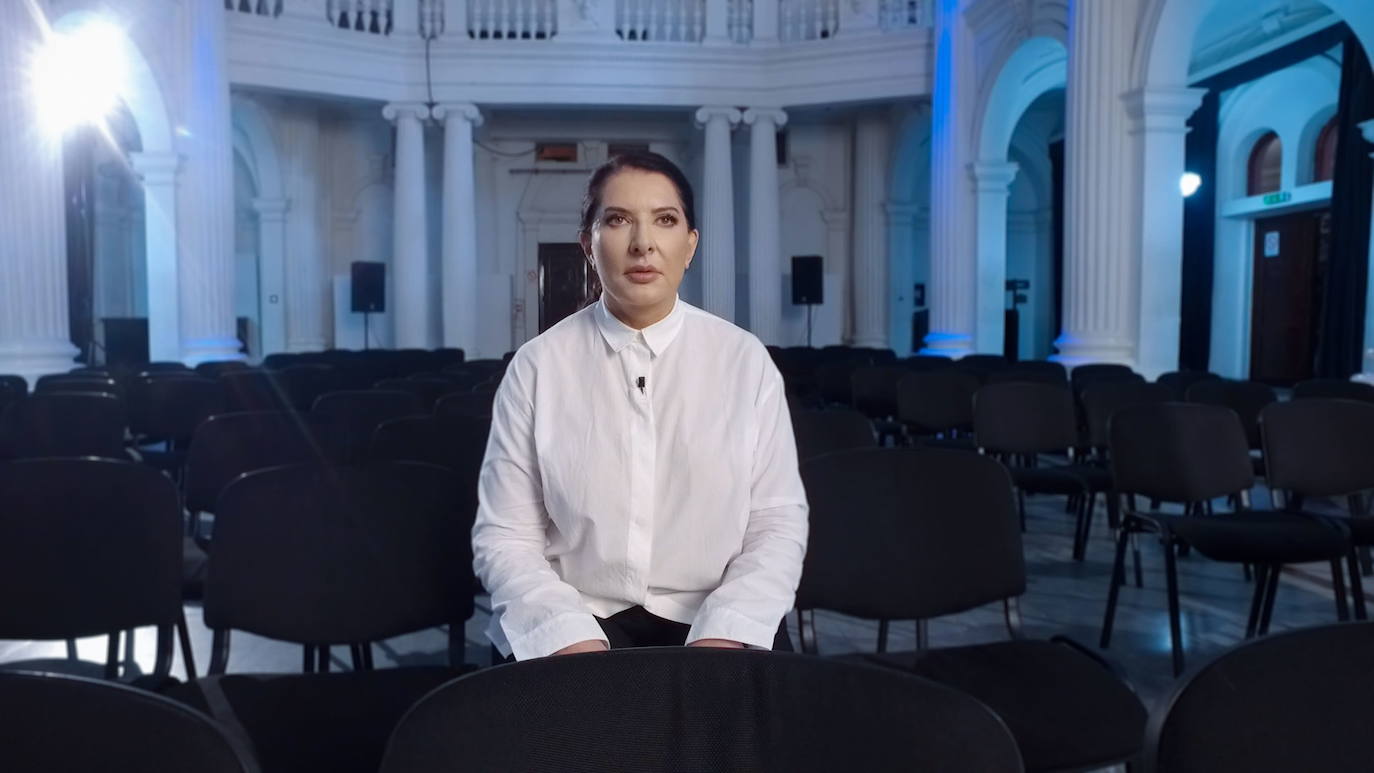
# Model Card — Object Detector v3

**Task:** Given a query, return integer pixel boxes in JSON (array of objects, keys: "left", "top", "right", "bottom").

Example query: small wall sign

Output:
[
  {"left": 1263, "top": 231, "right": 1280, "bottom": 258},
  {"left": 1262, "top": 192, "right": 1292, "bottom": 206}
]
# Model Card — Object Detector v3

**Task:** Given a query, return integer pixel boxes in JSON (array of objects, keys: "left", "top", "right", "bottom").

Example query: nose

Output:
[{"left": 629, "top": 224, "right": 654, "bottom": 256}]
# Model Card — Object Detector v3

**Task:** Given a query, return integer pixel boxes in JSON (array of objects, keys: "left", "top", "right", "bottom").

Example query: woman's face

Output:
[{"left": 581, "top": 168, "right": 699, "bottom": 329}]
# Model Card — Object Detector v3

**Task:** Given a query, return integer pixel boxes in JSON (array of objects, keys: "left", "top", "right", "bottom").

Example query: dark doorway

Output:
[
  {"left": 538, "top": 243, "right": 597, "bottom": 333},
  {"left": 64, "top": 126, "right": 98, "bottom": 364},
  {"left": 1249, "top": 210, "right": 1330, "bottom": 384}
]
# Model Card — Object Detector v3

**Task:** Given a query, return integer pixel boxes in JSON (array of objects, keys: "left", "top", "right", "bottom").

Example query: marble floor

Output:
[{"left": 1, "top": 484, "right": 1363, "bottom": 724}]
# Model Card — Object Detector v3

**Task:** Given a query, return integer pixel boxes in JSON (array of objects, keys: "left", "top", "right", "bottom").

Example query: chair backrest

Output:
[
  {"left": 127, "top": 375, "right": 227, "bottom": 442},
  {"left": 0, "top": 374, "right": 29, "bottom": 396},
  {"left": 142, "top": 361, "right": 193, "bottom": 373},
  {"left": 1184, "top": 379, "right": 1276, "bottom": 449},
  {"left": 797, "top": 448, "right": 1025, "bottom": 621},
  {"left": 816, "top": 361, "right": 860, "bottom": 405},
  {"left": 1081, "top": 381, "right": 1174, "bottom": 450},
  {"left": 1149, "top": 622, "right": 1374, "bottom": 773},
  {"left": 379, "top": 648, "right": 1024, "bottom": 773},
  {"left": 1156, "top": 370, "right": 1220, "bottom": 400},
  {"left": 1070, "top": 364, "right": 1142, "bottom": 398},
  {"left": 973, "top": 382, "right": 1078, "bottom": 455},
  {"left": 195, "top": 360, "right": 251, "bottom": 378},
  {"left": 896, "top": 368, "right": 981, "bottom": 435},
  {"left": 0, "top": 459, "right": 182, "bottom": 642},
  {"left": 312, "top": 390, "right": 425, "bottom": 461},
  {"left": 790, "top": 409, "right": 877, "bottom": 462},
  {"left": 277, "top": 364, "right": 339, "bottom": 411},
  {"left": 986, "top": 360, "right": 1069, "bottom": 387},
  {"left": 850, "top": 366, "right": 906, "bottom": 418},
  {"left": 183, "top": 410, "right": 350, "bottom": 514},
  {"left": 0, "top": 671, "right": 259, "bottom": 773},
  {"left": 206, "top": 462, "right": 474, "bottom": 650},
  {"left": 1261, "top": 399, "right": 1374, "bottom": 498},
  {"left": 899, "top": 355, "right": 954, "bottom": 372},
  {"left": 434, "top": 389, "right": 497, "bottom": 420},
  {"left": 1292, "top": 378, "right": 1374, "bottom": 404},
  {"left": 1109, "top": 403, "right": 1254, "bottom": 503},
  {"left": 0, "top": 392, "right": 126, "bottom": 460},
  {"left": 961, "top": 353, "right": 1009, "bottom": 369},
  {"left": 34, "top": 375, "right": 121, "bottom": 399},
  {"left": 219, "top": 370, "right": 295, "bottom": 413},
  {"left": 375, "top": 378, "right": 455, "bottom": 411}
]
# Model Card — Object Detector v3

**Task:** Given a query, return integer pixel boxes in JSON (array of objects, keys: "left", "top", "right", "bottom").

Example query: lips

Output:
[{"left": 625, "top": 267, "right": 660, "bottom": 283}]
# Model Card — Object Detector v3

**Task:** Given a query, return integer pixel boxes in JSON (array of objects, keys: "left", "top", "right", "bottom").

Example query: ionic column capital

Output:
[
  {"left": 1123, "top": 87, "right": 1208, "bottom": 134},
  {"left": 695, "top": 106, "right": 742, "bottom": 128},
  {"left": 383, "top": 102, "right": 432, "bottom": 123},
  {"left": 970, "top": 161, "right": 1020, "bottom": 192},
  {"left": 129, "top": 151, "right": 183, "bottom": 185},
  {"left": 251, "top": 197, "right": 291, "bottom": 221},
  {"left": 743, "top": 108, "right": 788, "bottom": 129},
  {"left": 433, "top": 102, "right": 484, "bottom": 127}
]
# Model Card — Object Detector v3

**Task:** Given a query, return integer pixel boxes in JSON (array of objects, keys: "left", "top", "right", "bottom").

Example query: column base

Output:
[
  {"left": 919, "top": 330, "right": 972, "bottom": 359},
  {"left": 0, "top": 338, "right": 81, "bottom": 388},
  {"left": 288, "top": 338, "right": 329, "bottom": 354},
  {"left": 182, "top": 337, "right": 247, "bottom": 367},
  {"left": 1050, "top": 334, "right": 1136, "bottom": 369},
  {"left": 849, "top": 334, "right": 890, "bottom": 350}
]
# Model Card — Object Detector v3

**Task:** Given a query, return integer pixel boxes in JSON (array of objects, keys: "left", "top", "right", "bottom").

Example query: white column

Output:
[
  {"left": 383, "top": 102, "right": 432, "bottom": 349},
  {"left": 1129, "top": 87, "right": 1206, "bottom": 378},
  {"left": 177, "top": 0, "right": 243, "bottom": 365},
  {"left": 1355, "top": 119, "right": 1374, "bottom": 384},
  {"left": 0, "top": 2, "right": 79, "bottom": 384},
  {"left": 394, "top": 0, "right": 421, "bottom": 36},
  {"left": 279, "top": 106, "right": 329, "bottom": 352},
  {"left": 924, "top": 0, "right": 977, "bottom": 357},
  {"left": 752, "top": 0, "right": 779, "bottom": 45},
  {"left": 744, "top": 108, "right": 787, "bottom": 344},
  {"left": 1054, "top": 0, "right": 1138, "bottom": 367},
  {"left": 694, "top": 106, "right": 742, "bottom": 322},
  {"left": 822, "top": 209, "right": 851, "bottom": 341},
  {"left": 434, "top": 103, "right": 484, "bottom": 354},
  {"left": 251, "top": 198, "right": 289, "bottom": 356},
  {"left": 703, "top": 0, "right": 730, "bottom": 43},
  {"left": 130, "top": 152, "right": 182, "bottom": 362},
  {"left": 971, "top": 161, "right": 1019, "bottom": 354},
  {"left": 886, "top": 202, "right": 919, "bottom": 353},
  {"left": 851, "top": 111, "right": 891, "bottom": 349}
]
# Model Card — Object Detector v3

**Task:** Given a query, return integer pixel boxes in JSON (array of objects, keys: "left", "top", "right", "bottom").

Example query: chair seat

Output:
[
  {"left": 1164, "top": 511, "right": 1350, "bottom": 564},
  {"left": 1348, "top": 516, "right": 1374, "bottom": 546},
  {"left": 166, "top": 667, "right": 472, "bottom": 773},
  {"left": 915, "top": 435, "right": 977, "bottom": 451},
  {"left": 1009, "top": 466, "right": 1089, "bottom": 494},
  {"left": 860, "top": 640, "right": 1145, "bottom": 773}
]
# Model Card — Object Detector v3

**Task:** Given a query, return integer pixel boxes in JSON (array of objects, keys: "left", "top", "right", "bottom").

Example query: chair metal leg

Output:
[
  {"left": 362, "top": 642, "right": 375, "bottom": 670},
  {"left": 66, "top": 638, "right": 78, "bottom": 661},
  {"left": 795, "top": 609, "right": 808, "bottom": 654},
  {"left": 105, "top": 631, "right": 121, "bottom": 680},
  {"left": 1132, "top": 532, "right": 1144, "bottom": 589},
  {"left": 876, "top": 620, "right": 889, "bottom": 653},
  {"left": 1100, "top": 523, "right": 1132, "bottom": 649},
  {"left": 1349, "top": 550, "right": 1368, "bottom": 621},
  {"left": 1163, "top": 537, "right": 1186, "bottom": 677},
  {"left": 209, "top": 630, "right": 231, "bottom": 675},
  {"left": 1245, "top": 564, "right": 1269, "bottom": 638},
  {"left": 1257, "top": 564, "right": 1282, "bottom": 636},
  {"left": 177, "top": 611, "right": 197, "bottom": 680},
  {"left": 1106, "top": 490, "right": 1121, "bottom": 531},
  {"left": 153, "top": 625, "right": 174, "bottom": 680},
  {"left": 124, "top": 628, "right": 137, "bottom": 667},
  {"left": 1331, "top": 558, "right": 1350, "bottom": 622},
  {"left": 350, "top": 644, "right": 365, "bottom": 671},
  {"left": 915, "top": 619, "right": 929, "bottom": 651},
  {"left": 318, "top": 645, "right": 331, "bottom": 673},
  {"left": 302, "top": 644, "right": 315, "bottom": 673}
]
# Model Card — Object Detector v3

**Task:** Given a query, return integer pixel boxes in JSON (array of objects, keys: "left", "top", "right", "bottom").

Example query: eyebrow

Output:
[{"left": 603, "top": 206, "right": 682, "bottom": 215}]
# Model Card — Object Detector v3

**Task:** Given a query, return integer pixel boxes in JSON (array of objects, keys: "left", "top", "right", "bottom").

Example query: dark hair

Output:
[{"left": 579, "top": 152, "right": 697, "bottom": 235}]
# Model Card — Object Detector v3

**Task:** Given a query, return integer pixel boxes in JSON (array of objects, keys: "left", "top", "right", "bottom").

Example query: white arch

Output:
[
  {"left": 889, "top": 105, "right": 930, "bottom": 353},
  {"left": 53, "top": 8, "right": 179, "bottom": 362},
  {"left": 231, "top": 98, "right": 289, "bottom": 358},
  {"left": 976, "top": 36, "right": 1069, "bottom": 162}
]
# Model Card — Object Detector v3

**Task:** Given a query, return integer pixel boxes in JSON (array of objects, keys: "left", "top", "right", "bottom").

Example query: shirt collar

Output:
[{"left": 594, "top": 295, "right": 686, "bottom": 357}]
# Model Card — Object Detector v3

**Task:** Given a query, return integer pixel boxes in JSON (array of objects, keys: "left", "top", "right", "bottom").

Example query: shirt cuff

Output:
[
  {"left": 504, "top": 612, "right": 609, "bottom": 661},
  {"left": 686, "top": 607, "right": 781, "bottom": 651}
]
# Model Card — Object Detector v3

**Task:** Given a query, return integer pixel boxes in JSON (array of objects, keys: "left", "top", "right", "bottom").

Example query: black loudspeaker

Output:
[
  {"left": 791, "top": 255, "right": 823, "bottom": 305},
  {"left": 351, "top": 261, "right": 386, "bottom": 313}
]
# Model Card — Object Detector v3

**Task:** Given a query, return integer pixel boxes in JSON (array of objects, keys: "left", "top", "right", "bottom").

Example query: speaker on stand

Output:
[
  {"left": 791, "top": 255, "right": 823, "bottom": 347},
  {"left": 351, "top": 261, "right": 386, "bottom": 350}
]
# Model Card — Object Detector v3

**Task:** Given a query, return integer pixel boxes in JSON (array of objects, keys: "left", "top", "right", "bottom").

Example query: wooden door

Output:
[
  {"left": 1249, "top": 211, "right": 1329, "bottom": 384},
  {"left": 538, "top": 243, "right": 597, "bottom": 333}
]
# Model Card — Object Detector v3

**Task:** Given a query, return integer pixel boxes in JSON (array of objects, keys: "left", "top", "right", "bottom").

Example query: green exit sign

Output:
[{"left": 1263, "top": 192, "right": 1292, "bottom": 206}]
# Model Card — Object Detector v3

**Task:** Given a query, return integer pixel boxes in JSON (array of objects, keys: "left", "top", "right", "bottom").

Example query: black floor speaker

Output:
[
  {"left": 351, "top": 261, "right": 386, "bottom": 313},
  {"left": 792, "top": 255, "right": 823, "bottom": 305}
]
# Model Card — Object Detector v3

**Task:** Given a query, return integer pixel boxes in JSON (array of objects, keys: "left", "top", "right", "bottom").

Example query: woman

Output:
[{"left": 472, "top": 152, "right": 808, "bottom": 661}]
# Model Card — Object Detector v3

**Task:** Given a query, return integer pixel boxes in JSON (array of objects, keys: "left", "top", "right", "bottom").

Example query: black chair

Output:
[
  {"left": 1080, "top": 381, "right": 1173, "bottom": 458},
  {"left": 375, "top": 378, "right": 455, "bottom": 411},
  {"left": 1155, "top": 370, "right": 1220, "bottom": 401},
  {"left": 142, "top": 361, "right": 193, "bottom": 373},
  {"left": 815, "top": 361, "right": 862, "bottom": 406},
  {"left": 195, "top": 360, "right": 251, "bottom": 378},
  {"left": 0, "top": 459, "right": 193, "bottom": 681},
  {"left": 796, "top": 448, "right": 1145, "bottom": 773},
  {"left": 1261, "top": 398, "right": 1374, "bottom": 619},
  {"left": 1185, "top": 379, "right": 1277, "bottom": 455},
  {"left": 954, "top": 353, "right": 1010, "bottom": 383},
  {"left": 276, "top": 364, "right": 338, "bottom": 411},
  {"left": 126, "top": 376, "right": 228, "bottom": 479},
  {"left": 434, "top": 389, "right": 497, "bottom": 420},
  {"left": 896, "top": 368, "right": 980, "bottom": 444},
  {"left": 791, "top": 409, "right": 877, "bottom": 463},
  {"left": 182, "top": 411, "right": 351, "bottom": 520},
  {"left": 0, "top": 375, "right": 25, "bottom": 421},
  {"left": 34, "top": 374, "right": 121, "bottom": 399},
  {"left": 1070, "top": 363, "right": 1139, "bottom": 396},
  {"left": 1100, "top": 403, "right": 1353, "bottom": 675},
  {"left": 1147, "top": 622, "right": 1374, "bottom": 773},
  {"left": 312, "top": 390, "right": 424, "bottom": 462},
  {"left": 0, "top": 671, "right": 258, "bottom": 773},
  {"left": 379, "top": 648, "right": 1025, "bottom": 773},
  {"left": 974, "top": 382, "right": 1111, "bottom": 559},
  {"left": 850, "top": 366, "right": 907, "bottom": 443},
  {"left": 0, "top": 392, "right": 126, "bottom": 460},
  {"left": 220, "top": 370, "right": 295, "bottom": 413},
  {"left": 987, "top": 361, "right": 1069, "bottom": 386},
  {"left": 370, "top": 415, "right": 491, "bottom": 478},
  {"left": 1292, "top": 378, "right": 1374, "bottom": 404}
]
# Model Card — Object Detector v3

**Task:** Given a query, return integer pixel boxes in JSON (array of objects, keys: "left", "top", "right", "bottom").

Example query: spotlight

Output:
[
  {"left": 1179, "top": 172, "right": 1202, "bottom": 198},
  {"left": 32, "top": 20, "right": 128, "bottom": 135}
]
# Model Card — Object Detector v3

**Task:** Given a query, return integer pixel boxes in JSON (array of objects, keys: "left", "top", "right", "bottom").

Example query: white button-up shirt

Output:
[{"left": 473, "top": 296, "right": 809, "bottom": 660}]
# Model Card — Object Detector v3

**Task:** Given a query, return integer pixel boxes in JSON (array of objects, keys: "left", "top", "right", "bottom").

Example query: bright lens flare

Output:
[
  {"left": 32, "top": 21, "right": 128, "bottom": 135},
  {"left": 1179, "top": 172, "right": 1202, "bottom": 198}
]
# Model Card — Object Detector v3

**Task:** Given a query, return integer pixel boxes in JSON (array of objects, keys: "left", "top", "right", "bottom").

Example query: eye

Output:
[
  {"left": 656, "top": 214, "right": 678, "bottom": 226},
  {"left": 605, "top": 213, "right": 627, "bottom": 226}
]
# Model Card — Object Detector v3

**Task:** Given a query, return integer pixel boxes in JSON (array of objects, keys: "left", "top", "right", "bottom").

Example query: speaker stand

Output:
[
  {"left": 805, "top": 303, "right": 815, "bottom": 348},
  {"left": 362, "top": 312, "right": 371, "bottom": 351}
]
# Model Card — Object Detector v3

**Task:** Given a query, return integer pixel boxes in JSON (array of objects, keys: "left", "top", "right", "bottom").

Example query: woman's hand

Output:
[
  {"left": 687, "top": 639, "right": 746, "bottom": 649},
  {"left": 553, "top": 640, "right": 610, "bottom": 655}
]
